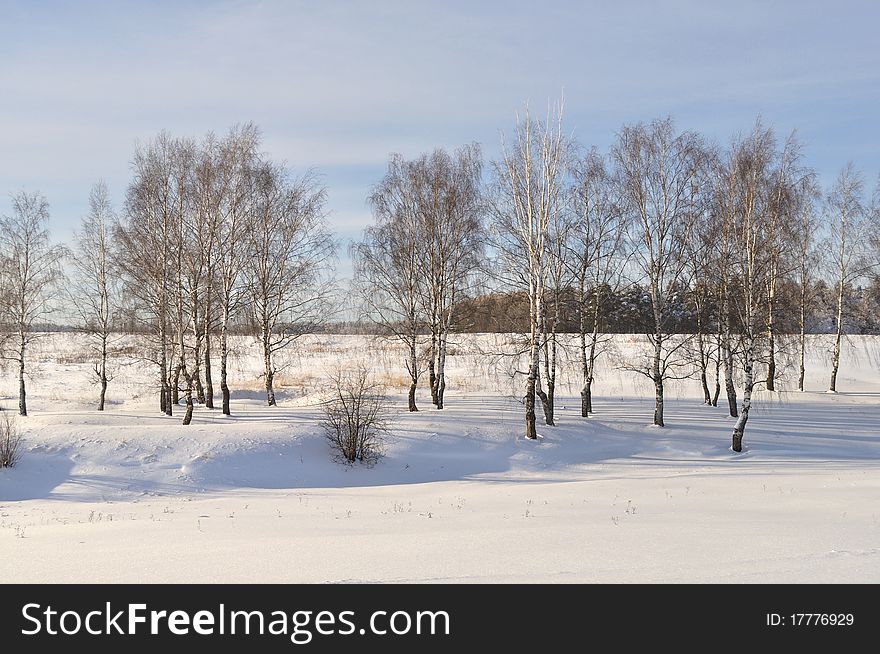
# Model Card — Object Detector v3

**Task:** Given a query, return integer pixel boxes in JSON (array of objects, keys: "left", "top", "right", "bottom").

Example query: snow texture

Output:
[{"left": 0, "top": 333, "right": 878, "bottom": 582}]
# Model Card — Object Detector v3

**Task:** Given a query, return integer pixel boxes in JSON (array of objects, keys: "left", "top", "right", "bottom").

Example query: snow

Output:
[{"left": 1, "top": 333, "right": 878, "bottom": 582}]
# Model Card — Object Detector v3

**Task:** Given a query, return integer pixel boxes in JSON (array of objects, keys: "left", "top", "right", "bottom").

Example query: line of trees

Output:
[
  {"left": 1, "top": 112, "right": 879, "bottom": 458},
  {"left": 354, "top": 107, "right": 880, "bottom": 453},
  {"left": 1, "top": 123, "right": 333, "bottom": 423}
]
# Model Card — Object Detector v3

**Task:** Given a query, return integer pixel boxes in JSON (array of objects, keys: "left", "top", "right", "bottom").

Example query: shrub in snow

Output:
[
  {"left": 321, "top": 366, "right": 389, "bottom": 464},
  {"left": 0, "top": 412, "right": 22, "bottom": 468}
]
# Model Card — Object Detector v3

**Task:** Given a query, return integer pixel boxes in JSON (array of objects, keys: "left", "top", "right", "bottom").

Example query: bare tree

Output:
[
  {"left": 171, "top": 137, "right": 199, "bottom": 425},
  {"left": 491, "top": 101, "right": 568, "bottom": 439},
  {"left": 354, "top": 154, "right": 425, "bottom": 412},
  {"left": 612, "top": 118, "right": 704, "bottom": 427},
  {"left": 69, "top": 181, "right": 120, "bottom": 410},
  {"left": 116, "top": 132, "right": 182, "bottom": 416},
  {"left": 793, "top": 174, "right": 821, "bottom": 391},
  {"left": 535, "top": 195, "right": 570, "bottom": 425},
  {"left": 245, "top": 162, "right": 332, "bottom": 406},
  {"left": 212, "top": 124, "right": 261, "bottom": 415},
  {"left": 711, "top": 150, "right": 740, "bottom": 417},
  {"left": 568, "top": 148, "right": 627, "bottom": 417},
  {"left": 762, "top": 133, "right": 801, "bottom": 392},
  {"left": 825, "top": 163, "right": 869, "bottom": 393},
  {"left": 726, "top": 121, "right": 777, "bottom": 452},
  {"left": 0, "top": 191, "right": 66, "bottom": 416},
  {"left": 684, "top": 198, "right": 718, "bottom": 405},
  {"left": 415, "top": 145, "right": 484, "bottom": 410}
]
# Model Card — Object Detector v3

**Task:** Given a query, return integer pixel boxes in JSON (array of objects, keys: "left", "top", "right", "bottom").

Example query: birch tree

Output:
[
  {"left": 171, "top": 137, "right": 199, "bottom": 425},
  {"left": 354, "top": 154, "right": 425, "bottom": 412},
  {"left": 793, "top": 174, "right": 820, "bottom": 391},
  {"left": 684, "top": 201, "right": 717, "bottom": 405},
  {"left": 491, "top": 102, "right": 568, "bottom": 439},
  {"left": 415, "top": 145, "right": 484, "bottom": 410},
  {"left": 116, "top": 132, "right": 181, "bottom": 416},
  {"left": 535, "top": 204, "right": 569, "bottom": 426},
  {"left": 69, "top": 181, "right": 120, "bottom": 410},
  {"left": 568, "top": 148, "right": 627, "bottom": 417},
  {"left": 245, "top": 162, "right": 332, "bottom": 406},
  {"left": 762, "top": 133, "right": 801, "bottom": 392},
  {"left": 0, "top": 192, "right": 66, "bottom": 416},
  {"left": 825, "top": 163, "right": 867, "bottom": 393},
  {"left": 727, "top": 122, "right": 776, "bottom": 453},
  {"left": 711, "top": 151, "right": 740, "bottom": 417},
  {"left": 212, "top": 124, "right": 260, "bottom": 415},
  {"left": 612, "top": 118, "right": 703, "bottom": 427}
]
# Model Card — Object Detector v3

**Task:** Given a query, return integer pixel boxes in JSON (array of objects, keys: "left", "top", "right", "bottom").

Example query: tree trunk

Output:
[
  {"left": 524, "top": 366, "right": 538, "bottom": 440},
  {"left": 191, "top": 322, "right": 205, "bottom": 405},
  {"left": 524, "top": 335, "right": 540, "bottom": 439},
  {"left": 435, "top": 330, "right": 447, "bottom": 410},
  {"left": 652, "top": 334, "right": 664, "bottom": 427},
  {"left": 722, "top": 334, "right": 737, "bottom": 417},
  {"left": 182, "top": 369, "right": 194, "bottom": 425},
  {"left": 798, "top": 288, "right": 807, "bottom": 392},
  {"left": 172, "top": 365, "right": 181, "bottom": 406},
  {"left": 581, "top": 381, "right": 592, "bottom": 416},
  {"left": 194, "top": 371, "right": 205, "bottom": 405},
  {"left": 653, "top": 374, "right": 664, "bottom": 427},
  {"left": 220, "top": 315, "right": 231, "bottom": 415},
  {"left": 264, "top": 349, "right": 276, "bottom": 406},
  {"left": 766, "top": 277, "right": 776, "bottom": 391},
  {"left": 731, "top": 338, "right": 755, "bottom": 452},
  {"left": 204, "top": 338, "right": 214, "bottom": 408},
  {"left": 18, "top": 332, "right": 27, "bottom": 417},
  {"left": 98, "top": 333, "right": 108, "bottom": 411},
  {"left": 428, "top": 361, "right": 438, "bottom": 406},
  {"left": 99, "top": 377, "right": 107, "bottom": 412},
  {"left": 407, "top": 337, "right": 419, "bottom": 412},
  {"left": 696, "top": 330, "right": 710, "bottom": 404},
  {"left": 829, "top": 280, "right": 844, "bottom": 392},
  {"left": 711, "top": 342, "right": 721, "bottom": 407},
  {"left": 536, "top": 381, "right": 554, "bottom": 426},
  {"left": 159, "top": 324, "right": 171, "bottom": 415},
  {"left": 579, "top": 311, "right": 589, "bottom": 417},
  {"left": 408, "top": 380, "right": 418, "bottom": 412},
  {"left": 428, "top": 329, "right": 438, "bottom": 406},
  {"left": 204, "top": 290, "right": 214, "bottom": 409}
]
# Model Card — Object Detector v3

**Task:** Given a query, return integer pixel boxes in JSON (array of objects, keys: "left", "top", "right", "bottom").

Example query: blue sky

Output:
[{"left": 2, "top": 1, "right": 879, "bottom": 277}]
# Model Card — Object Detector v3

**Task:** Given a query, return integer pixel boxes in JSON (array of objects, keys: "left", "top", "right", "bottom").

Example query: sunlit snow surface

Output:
[{"left": 1, "top": 333, "right": 878, "bottom": 582}]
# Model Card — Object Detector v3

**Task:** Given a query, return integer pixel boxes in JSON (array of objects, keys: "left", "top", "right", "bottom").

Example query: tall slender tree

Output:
[
  {"left": 491, "top": 101, "right": 569, "bottom": 439},
  {"left": 825, "top": 163, "right": 867, "bottom": 393},
  {"left": 568, "top": 148, "right": 627, "bottom": 417},
  {"left": 69, "top": 181, "right": 119, "bottom": 410},
  {"left": 793, "top": 174, "right": 820, "bottom": 391},
  {"left": 613, "top": 118, "right": 704, "bottom": 427},
  {"left": 0, "top": 192, "right": 66, "bottom": 416},
  {"left": 415, "top": 145, "right": 484, "bottom": 410},
  {"left": 245, "top": 162, "right": 332, "bottom": 406},
  {"left": 354, "top": 154, "right": 425, "bottom": 412}
]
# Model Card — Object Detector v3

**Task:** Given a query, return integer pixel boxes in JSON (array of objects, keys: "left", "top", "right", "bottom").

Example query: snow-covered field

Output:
[{"left": 1, "top": 333, "right": 878, "bottom": 583}]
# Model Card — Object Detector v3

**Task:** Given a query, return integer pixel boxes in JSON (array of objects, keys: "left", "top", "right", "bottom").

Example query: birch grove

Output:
[{"left": 1, "top": 113, "right": 878, "bottom": 458}]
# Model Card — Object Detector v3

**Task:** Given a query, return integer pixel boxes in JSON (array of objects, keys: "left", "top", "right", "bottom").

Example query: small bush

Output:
[
  {"left": 0, "top": 412, "right": 22, "bottom": 468},
  {"left": 321, "top": 366, "right": 389, "bottom": 464}
]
